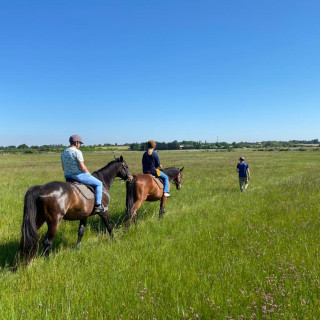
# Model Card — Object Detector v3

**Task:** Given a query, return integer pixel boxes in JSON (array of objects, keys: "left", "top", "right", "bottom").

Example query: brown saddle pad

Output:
[
  {"left": 148, "top": 175, "right": 164, "bottom": 189},
  {"left": 68, "top": 182, "right": 95, "bottom": 200}
]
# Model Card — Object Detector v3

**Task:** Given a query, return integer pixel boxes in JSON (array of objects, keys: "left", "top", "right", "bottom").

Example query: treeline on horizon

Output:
[
  {"left": 129, "top": 139, "right": 320, "bottom": 151},
  {"left": 0, "top": 139, "right": 319, "bottom": 154}
]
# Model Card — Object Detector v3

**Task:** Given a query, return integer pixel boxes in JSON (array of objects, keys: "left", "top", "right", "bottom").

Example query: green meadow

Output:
[{"left": 0, "top": 150, "right": 319, "bottom": 319}]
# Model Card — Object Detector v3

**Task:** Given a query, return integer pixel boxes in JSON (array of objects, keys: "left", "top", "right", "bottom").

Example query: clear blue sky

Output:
[{"left": 0, "top": 0, "right": 319, "bottom": 146}]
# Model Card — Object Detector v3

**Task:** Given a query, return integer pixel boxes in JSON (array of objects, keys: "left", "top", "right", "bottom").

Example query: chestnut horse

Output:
[
  {"left": 125, "top": 167, "right": 184, "bottom": 226},
  {"left": 16, "top": 156, "right": 131, "bottom": 266}
]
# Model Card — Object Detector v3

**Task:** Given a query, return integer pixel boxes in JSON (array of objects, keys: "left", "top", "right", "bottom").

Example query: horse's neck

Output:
[
  {"left": 93, "top": 164, "right": 118, "bottom": 189},
  {"left": 163, "top": 168, "right": 178, "bottom": 180}
]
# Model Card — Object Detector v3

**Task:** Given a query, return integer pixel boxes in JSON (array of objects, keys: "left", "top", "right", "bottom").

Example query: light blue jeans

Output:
[
  {"left": 65, "top": 173, "right": 103, "bottom": 205},
  {"left": 158, "top": 171, "right": 170, "bottom": 192}
]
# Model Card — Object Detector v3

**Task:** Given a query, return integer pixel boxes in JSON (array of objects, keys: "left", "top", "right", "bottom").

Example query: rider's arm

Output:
[
  {"left": 78, "top": 161, "right": 90, "bottom": 174},
  {"left": 153, "top": 152, "right": 161, "bottom": 168}
]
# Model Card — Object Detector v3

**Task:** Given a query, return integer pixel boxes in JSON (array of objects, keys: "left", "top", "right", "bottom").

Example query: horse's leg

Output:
[
  {"left": 42, "top": 219, "right": 61, "bottom": 258},
  {"left": 125, "top": 200, "right": 142, "bottom": 228},
  {"left": 76, "top": 218, "right": 87, "bottom": 248},
  {"left": 125, "top": 202, "right": 139, "bottom": 228},
  {"left": 159, "top": 196, "right": 167, "bottom": 218},
  {"left": 99, "top": 209, "right": 114, "bottom": 238},
  {"left": 131, "top": 200, "right": 145, "bottom": 226}
]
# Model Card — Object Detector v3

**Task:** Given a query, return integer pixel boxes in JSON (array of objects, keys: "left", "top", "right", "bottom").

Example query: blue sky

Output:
[{"left": 0, "top": 0, "right": 319, "bottom": 146}]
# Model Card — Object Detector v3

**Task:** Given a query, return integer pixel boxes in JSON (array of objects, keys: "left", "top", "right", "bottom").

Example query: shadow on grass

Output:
[
  {"left": 86, "top": 209, "right": 127, "bottom": 234},
  {"left": 86, "top": 203, "right": 159, "bottom": 234},
  {"left": 0, "top": 231, "right": 74, "bottom": 271},
  {"left": 1, "top": 206, "right": 159, "bottom": 271},
  {"left": 0, "top": 240, "right": 19, "bottom": 269}
]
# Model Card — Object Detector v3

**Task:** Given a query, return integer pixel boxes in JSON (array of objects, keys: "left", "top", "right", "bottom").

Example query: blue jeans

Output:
[
  {"left": 158, "top": 171, "right": 170, "bottom": 192},
  {"left": 65, "top": 173, "right": 103, "bottom": 205}
]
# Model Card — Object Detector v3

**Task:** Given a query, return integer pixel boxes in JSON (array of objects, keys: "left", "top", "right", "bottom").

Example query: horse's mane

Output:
[
  {"left": 161, "top": 167, "right": 180, "bottom": 179},
  {"left": 92, "top": 158, "right": 122, "bottom": 187}
]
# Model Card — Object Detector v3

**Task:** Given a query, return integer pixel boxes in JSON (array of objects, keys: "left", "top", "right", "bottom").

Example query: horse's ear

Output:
[
  {"left": 180, "top": 167, "right": 184, "bottom": 172},
  {"left": 120, "top": 155, "right": 123, "bottom": 161},
  {"left": 114, "top": 155, "right": 117, "bottom": 160}
]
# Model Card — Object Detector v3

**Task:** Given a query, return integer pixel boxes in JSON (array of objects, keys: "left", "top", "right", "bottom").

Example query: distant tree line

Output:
[
  {"left": 0, "top": 143, "right": 117, "bottom": 154},
  {"left": 129, "top": 139, "right": 320, "bottom": 151},
  {"left": 0, "top": 139, "right": 319, "bottom": 154}
]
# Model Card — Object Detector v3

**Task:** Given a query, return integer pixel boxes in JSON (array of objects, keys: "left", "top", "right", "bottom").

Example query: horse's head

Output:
[
  {"left": 163, "top": 167, "right": 184, "bottom": 190},
  {"left": 172, "top": 167, "right": 184, "bottom": 190},
  {"left": 115, "top": 155, "right": 132, "bottom": 181}
]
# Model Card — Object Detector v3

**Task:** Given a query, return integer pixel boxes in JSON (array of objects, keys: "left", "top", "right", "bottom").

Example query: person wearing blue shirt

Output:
[
  {"left": 236, "top": 156, "right": 250, "bottom": 192},
  {"left": 142, "top": 140, "right": 170, "bottom": 197}
]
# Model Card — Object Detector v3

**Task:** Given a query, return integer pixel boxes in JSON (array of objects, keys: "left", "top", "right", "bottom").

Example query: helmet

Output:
[
  {"left": 239, "top": 156, "right": 245, "bottom": 161},
  {"left": 69, "top": 134, "right": 84, "bottom": 145}
]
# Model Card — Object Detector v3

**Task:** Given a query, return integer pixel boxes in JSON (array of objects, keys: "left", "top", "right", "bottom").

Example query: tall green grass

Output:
[{"left": 0, "top": 150, "right": 319, "bottom": 319}]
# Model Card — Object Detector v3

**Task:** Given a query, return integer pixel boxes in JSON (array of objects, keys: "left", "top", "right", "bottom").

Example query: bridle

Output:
[
  {"left": 171, "top": 172, "right": 182, "bottom": 188},
  {"left": 122, "top": 161, "right": 132, "bottom": 181},
  {"left": 114, "top": 160, "right": 132, "bottom": 182}
]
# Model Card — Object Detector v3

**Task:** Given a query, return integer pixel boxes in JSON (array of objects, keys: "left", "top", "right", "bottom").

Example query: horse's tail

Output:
[
  {"left": 126, "top": 176, "right": 137, "bottom": 219},
  {"left": 16, "top": 185, "right": 42, "bottom": 266}
]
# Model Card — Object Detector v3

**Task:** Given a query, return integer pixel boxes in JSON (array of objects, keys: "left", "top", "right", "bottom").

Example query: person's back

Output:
[
  {"left": 61, "top": 147, "right": 83, "bottom": 176},
  {"left": 236, "top": 156, "right": 250, "bottom": 192},
  {"left": 142, "top": 140, "right": 170, "bottom": 198},
  {"left": 142, "top": 150, "right": 160, "bottom": 175},
  {"left": 237, "top": 161, "right": 249, "bottom": 178}
]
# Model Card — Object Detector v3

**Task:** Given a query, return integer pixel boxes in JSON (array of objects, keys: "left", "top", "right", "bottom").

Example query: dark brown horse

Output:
[
  {"left": 125, "top": 167, "right": 184, "bottom": 226},
  {"left": 16, "top": 156, "right": 131, "bottom": 266}
]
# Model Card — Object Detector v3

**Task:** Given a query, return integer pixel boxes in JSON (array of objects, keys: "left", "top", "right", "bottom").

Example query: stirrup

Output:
[{"left": 93, "top": 204, "right": 107, "bottom": 213}]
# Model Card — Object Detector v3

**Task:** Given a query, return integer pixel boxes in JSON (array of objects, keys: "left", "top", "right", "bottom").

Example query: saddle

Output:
[
  {"left": 147, "top": 174, "right": 164, "bottom": 189},
  {"left": 65, "top": 178, "right": 95, "bottom": 200}
]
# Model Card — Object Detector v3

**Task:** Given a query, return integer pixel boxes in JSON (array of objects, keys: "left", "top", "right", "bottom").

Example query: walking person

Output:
[
  {"left": 237, "top": 156, "right": 250, "bottom": 192},
  {"left": 142, "top": 140, "right": 171, "bottom": 197},
  {"left": 61, "top": 134, "right": 106, "bottom": 213}
]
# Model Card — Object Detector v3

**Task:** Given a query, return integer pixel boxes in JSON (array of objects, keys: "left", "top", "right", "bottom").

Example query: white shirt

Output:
[{"left": 61, "top": 147, "right": 84, "bottom": 176}]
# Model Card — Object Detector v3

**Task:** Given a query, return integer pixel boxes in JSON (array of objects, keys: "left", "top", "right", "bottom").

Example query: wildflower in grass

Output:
[{"left": 250, "top": 313, "right": 256, "bottom": 318}]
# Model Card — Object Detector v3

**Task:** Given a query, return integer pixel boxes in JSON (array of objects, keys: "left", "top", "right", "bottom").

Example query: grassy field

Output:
[{"left": 0, "top": 150, "right": 319, "bottom": 319}]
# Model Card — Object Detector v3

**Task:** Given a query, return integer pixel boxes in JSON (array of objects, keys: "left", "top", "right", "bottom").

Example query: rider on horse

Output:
[
  {"left": 142, "top": 140, "right": 170, "bottom": 198},
  {"left": 61, "top": 134, "right": 107, "bottom": 213}
]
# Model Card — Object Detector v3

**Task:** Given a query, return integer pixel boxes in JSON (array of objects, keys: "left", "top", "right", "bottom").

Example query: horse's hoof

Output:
[{"left": 158, "top": 211, "right": 165, "bottom": 219}]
